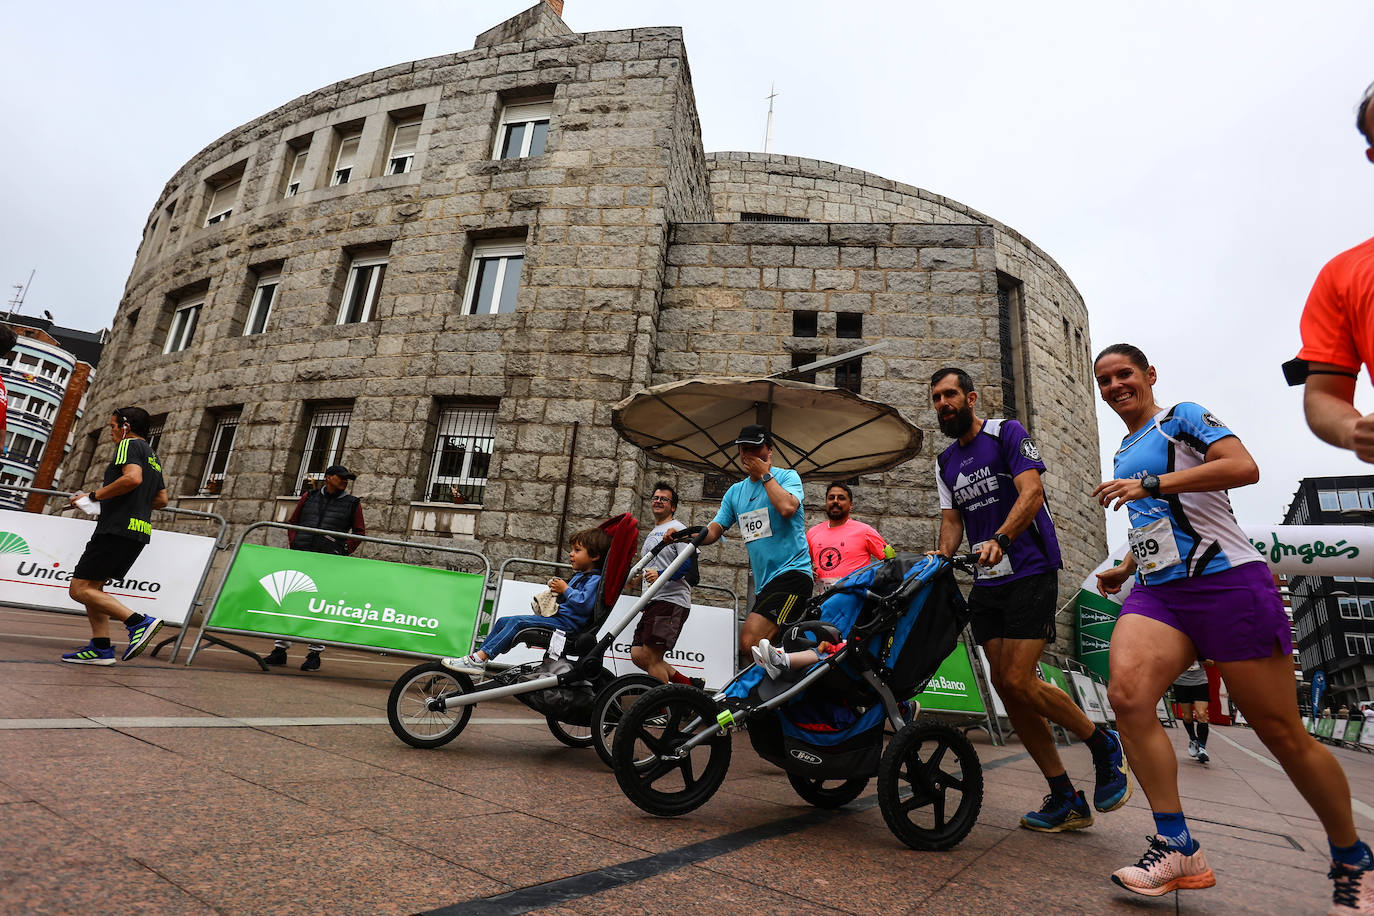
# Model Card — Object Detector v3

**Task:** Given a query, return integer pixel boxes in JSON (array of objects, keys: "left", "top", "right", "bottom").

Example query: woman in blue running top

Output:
[{"left": 1091, "top": 343, "right": 1371, "bottom": 911}]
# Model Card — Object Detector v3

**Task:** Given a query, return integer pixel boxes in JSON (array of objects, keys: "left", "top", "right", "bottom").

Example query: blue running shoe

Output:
[
  {"left": 1020, "top": 790, "right": 1093, "bottom": 832},
  {"left": 122, "top": 616, "right": 163, "bottom": 661},
  {"left": 1094, "top": 728, "right": 1133, "bottom": 812},
  {"left": 62, "top": 642, "right": 116, "bottom": 666}
]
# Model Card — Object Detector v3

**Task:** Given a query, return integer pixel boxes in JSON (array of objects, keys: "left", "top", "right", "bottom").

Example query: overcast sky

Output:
[{"left": 2, "top": 1, "right": 1371, "bottom": 541}]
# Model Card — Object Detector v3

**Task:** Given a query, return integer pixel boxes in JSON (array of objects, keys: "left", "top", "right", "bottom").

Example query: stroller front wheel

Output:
[
  {"left": 546, "top": 715, "right": 595, "bottom": 748},
  {"left": 387, "top": 662, "right": 476, "bottom": 749},
  {"left": 592, "top": 673, "right": 663, "bottom": 768},
  {"left": 877, "top": 721, "right": 983, "bottom": 850},
  {"left": 612, "top": 684, "right": 732, "bottom": 817}
]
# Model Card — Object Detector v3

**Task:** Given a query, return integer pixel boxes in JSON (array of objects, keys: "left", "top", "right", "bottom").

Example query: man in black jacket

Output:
[{"left": 266, "top": 464, "right": 366, "bottom": 671}]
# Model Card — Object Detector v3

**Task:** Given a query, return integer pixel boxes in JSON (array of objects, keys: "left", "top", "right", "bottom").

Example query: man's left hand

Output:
[
  {"left": 1354, "top": 412, "right": 1374, "bottom": 463},
  {"left": 976, "top": 539, "right": 1003, "bottom": 567}
]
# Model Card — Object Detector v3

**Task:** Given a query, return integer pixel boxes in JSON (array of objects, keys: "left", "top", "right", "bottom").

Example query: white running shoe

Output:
[
  {"left": 1195, "top": 745, "right": 1209, "bottom": 765},
  {"left": 441, "top": 654, "right": 486, "bottom": 675},
  {"left": 750, "top": 639, "right": 788, "bottom": 679},
  {"left": 1187, "top": 739, "right": 1198, "bottom": 758},
  {"left": 1112, "top": 835, "right": 1216, "bottom": 897}
]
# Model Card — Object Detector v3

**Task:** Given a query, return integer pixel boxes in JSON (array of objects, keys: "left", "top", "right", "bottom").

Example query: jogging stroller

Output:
[
  {"left": 387, "top": 513, "right": 706, "bottom": 750},
  {"left": 611, "top": 552, "right": 985, "bottom": 851}
]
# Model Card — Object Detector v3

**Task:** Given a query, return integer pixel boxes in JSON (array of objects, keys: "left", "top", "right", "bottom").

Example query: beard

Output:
[
  {"left": 826, "top": 503, "right": 847, "bottom": 521},
  {"left": 938, "top": 405, "right": 975, "bottom": 439}
]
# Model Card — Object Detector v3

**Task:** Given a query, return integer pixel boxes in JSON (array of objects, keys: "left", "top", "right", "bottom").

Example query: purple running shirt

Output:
[{"left": 936, "top": 419, "right": 1062, "bottom": 586}]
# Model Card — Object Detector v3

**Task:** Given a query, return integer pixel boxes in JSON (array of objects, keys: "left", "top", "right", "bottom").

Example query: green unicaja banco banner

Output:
[
  {"left": 1076, "top": 589, "right": 1119, "bottom": 681},
  {"left": 912, "top": 642, "right": 986, "bottom": 714},
  {"left": 209, "top": 544, "right": 484, "bottom": 657}
]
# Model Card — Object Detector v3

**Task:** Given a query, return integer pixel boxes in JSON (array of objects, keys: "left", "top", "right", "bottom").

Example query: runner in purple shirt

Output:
[{"left": 931, "top": 367, "right": 1130, "bottom": 836}]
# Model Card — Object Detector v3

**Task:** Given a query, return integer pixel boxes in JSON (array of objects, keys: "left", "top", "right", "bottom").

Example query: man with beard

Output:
[
  {"left": 930, "top": 367, "right": 1130, "bottom": 834},
  {"left": 806, "top": 481, "right": 888, "bottom": 591}
]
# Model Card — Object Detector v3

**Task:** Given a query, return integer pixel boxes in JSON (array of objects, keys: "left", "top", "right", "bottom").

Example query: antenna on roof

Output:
[
  {"left": 762, "top": 83, "right": 777, "bottom": 154},
  {"left": 5, "top": 269, "right": 34, "bottom": 320}
]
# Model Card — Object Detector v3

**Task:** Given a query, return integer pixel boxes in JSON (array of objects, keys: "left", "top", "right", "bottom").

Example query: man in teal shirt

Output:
[{"left": 677, "top": 424, "right": 811, "bottom": 663}]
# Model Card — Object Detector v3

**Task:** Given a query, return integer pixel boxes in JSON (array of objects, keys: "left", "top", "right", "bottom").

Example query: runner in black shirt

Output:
[{"left": 62, "top": 407, "right": 169, "bottom": 665}]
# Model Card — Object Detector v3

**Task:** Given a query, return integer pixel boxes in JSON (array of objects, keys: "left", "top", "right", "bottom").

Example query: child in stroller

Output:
[
  {"left": 442, "top": 526, "right": 611, "bottom": 675},
  {"left": 751, "top": 631, "right": 844, "bottom": 679}
]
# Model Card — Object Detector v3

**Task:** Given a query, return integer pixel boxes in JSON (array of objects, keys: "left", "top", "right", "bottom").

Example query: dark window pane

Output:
[
  {"left": 528, "top": 120, "right": 548, "bottom": 157},
  {"left": 835, "top": 357, "right": 862, "bottom": 393},
  {"left": 472, "top": 258, "right": 499, "bottom": 314},
  {"left": 181, "top": 307, "right": 199, "bottom": 350},
  {"left": 790, "top": 353, "right": 817, "bottom": 384},
  {"left": 836, "top": 311, "right": 863, "bottom": 339},
  {"left": 209, "top": 426, "right": 236, "bottom": 477},
  {"left": 792, "top": 311, "right": 818, "bottom": 338},
  {"left": 497, "top": 256, "right": 523, "bottom": 313},
  {"left": 500, "top": 122, "right": 526, "bottom": 159}
]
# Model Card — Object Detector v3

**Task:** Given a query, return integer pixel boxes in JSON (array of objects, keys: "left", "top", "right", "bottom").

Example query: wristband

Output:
[{"left": 994, "top": 533, "right": 1011, "bottom": 551}]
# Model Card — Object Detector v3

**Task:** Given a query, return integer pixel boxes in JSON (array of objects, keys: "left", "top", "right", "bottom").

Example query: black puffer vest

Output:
[{"left": 294, "top": 488, "right": 361, "bottom": 554}]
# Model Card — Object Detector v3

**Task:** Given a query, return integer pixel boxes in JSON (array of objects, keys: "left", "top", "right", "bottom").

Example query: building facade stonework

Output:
[{"left": 69, "top": 3, "right": 1104, "bottom": 648}]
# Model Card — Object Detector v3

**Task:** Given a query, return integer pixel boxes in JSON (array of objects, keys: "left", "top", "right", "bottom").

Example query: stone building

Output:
[{"left": 68, "top": 1, "right": 1104, "bottom": 645}]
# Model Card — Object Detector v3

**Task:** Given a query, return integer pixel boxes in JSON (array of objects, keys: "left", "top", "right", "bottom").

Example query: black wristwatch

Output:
[
  {"left": 1140, "top": 474, "right": 1162, "bottom": 498},
  {"left": 759, "top": 473, "right": 774, "bottom": 484},
  {"left": 994, "top": 533, "right": 1011, "bottom": 551}
]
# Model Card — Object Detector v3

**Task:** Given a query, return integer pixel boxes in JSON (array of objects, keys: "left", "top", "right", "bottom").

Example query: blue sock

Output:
[
  {"left": 1085, "top": 726, "right": 1114, "bottom": 759},
  {"left": 1331, "top": 839, "right": 1373, "bottom": 869},
  {"left": 1047, "top": 772, "right": 1075, "bottom": 800},
  {"left": 1152, "top": 812, "right": 1198, "bottom": 854}
]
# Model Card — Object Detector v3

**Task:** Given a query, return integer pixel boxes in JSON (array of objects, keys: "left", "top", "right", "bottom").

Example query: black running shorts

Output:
[
  {"left": 73, "top": 533, "right": 146, "bottom": 582},
  {"left": 1173, "top": 682, "right": 1210, "bottom": 704},
  {"left": 969, "top": 570, "right": 1058, "bottom": 645},
  {"left": 750, "top": 571, "right": 813, "bottom": 626}
]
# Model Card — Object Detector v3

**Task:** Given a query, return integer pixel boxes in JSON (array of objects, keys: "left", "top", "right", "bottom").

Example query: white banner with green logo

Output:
[
  {"left": 1076, "top": 525, "right": 1373, "bottom": 680},
  {"left": 0, "top": 509, "right": 215, "bottom": 625},
  {"left": 206, "top": 544, "right": 483, "bottom": 657}
]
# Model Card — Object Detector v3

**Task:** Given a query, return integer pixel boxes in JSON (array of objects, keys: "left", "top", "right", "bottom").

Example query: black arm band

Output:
[{"left": 1308, "top": 369, "right": 1359, "bottom": 378}]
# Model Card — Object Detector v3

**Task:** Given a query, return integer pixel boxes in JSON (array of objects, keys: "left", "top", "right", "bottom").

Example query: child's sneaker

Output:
[
  {"left": 122, "top": 615, "right": 163, "bottom": 661},
  {"left": 750, "top": 638, "right": 787, "bottom": 678},
  {"left": 1329, "top": 861, "right": 1374, "bottom": 914},
  {"left": 1020, "top": 790, "right": 1093, "bottom": 832},
  {"left": 62, "top": 643, "right": 116, "bottom": 666},
  {"left": 441, "top": 654, "right": 486, "bottom": 675},
  {"left": 1093, "top": 728, "right": 1132, "bottom": 812},
  {"left": 1111, "top": 835, "right": 1215, "bottom": 896}
]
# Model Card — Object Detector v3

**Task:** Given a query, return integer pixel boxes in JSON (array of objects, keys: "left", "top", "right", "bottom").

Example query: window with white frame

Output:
[
  {"left": 462, "top": 241, "right": 524, "bottom": 315},
  {"left": 1347, "top": 634, "right": 1369, "bottom": 656},
  {"left": 296, "top": 406, "right": 351, "bottom": 492},
  {"left": 426, "top": 406, "right": 497, "bottom": 504},
  {"left": 494, "top": 100, "right": 550, "bottom": 160},
  {"left": 386, "top": 118, "right": 421, "bottom": 175},
  {"left": 283, "top": 147, "right": 309, "bottom": 198},
  {"left": 244, "top": 273, "right": 280, "bottom": 335},
  {"left": 1319, "top": 490, "right": 1340, "bottom": 512},
  {"left": 198, "top": 412, "right": 239, "bottom": 495},
  {"left": 163, "top": 297, "right": 203, "bottom": 353},
  {"left": 331, "top": 129, "right": 362, "bottom": 186},
  {"left": 204, "top": 175, "right": 241, "bottom": 226},
  {"left": 1340, "top": 597, "right": 1362, "bottom": 620},
  {"left": 337, "top": 256, "right": 386, "bottom": 324}
]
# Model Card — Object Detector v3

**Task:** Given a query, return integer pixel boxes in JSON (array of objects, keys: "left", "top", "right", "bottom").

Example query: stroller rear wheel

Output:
[
  {"left": 613, "top": 684, "right": 732, "bottom": 817},
  {"left": 787, "top": 774, "right": 870, "bottom": 809},
  {"left": 387, "top": 662, "right": 475, "bottom": 749},
  {"left": 546, "top": 716, "right": 595, "bottom": 748},
  {"left": 877, "top": 721, "right": 983, "bottom": 850},
  {"left": 592, "top": 673, "right": 663, "bottom": 768}
]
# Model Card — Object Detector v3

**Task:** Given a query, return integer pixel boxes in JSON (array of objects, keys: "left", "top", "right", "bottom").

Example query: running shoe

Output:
[
  {"left": 264, "top": 646, "right": 288, "bottom": 666},
  {"left": 1329, "top": 861, "right": 1374, "bottom": 914},
  {"left": 1195, "top": 745, "right": 1209, "bottom": 765},
  {"left": 1093, "top": 728, "right": 1133, "bottom": 812},
  {"left": 62, "top": 642, "right": 116, "bottom": 666},
  {"left": 750, "top": 638, "right": 787, "bottom": 678},
  {"left": 122, "top": 615, "right": 163, "bottom": 661},
  {"left": 1111, "top": 835, "right": 1215, "bottom": 896},
  {"left": 1187, "top": 739, "right": 1198, "bottom": 758},
  {"left": 441, "top": 654, "right": 486, "bottom": 675},
  {"left": 1020, "top": 790, "right": 1093, "bottom": 832},
  {"left": 300, "top": 651, "right": 321, "bottom": 672}
]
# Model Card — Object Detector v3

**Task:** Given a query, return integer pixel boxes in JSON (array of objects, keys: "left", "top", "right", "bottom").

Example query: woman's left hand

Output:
[{"left": 1092, "top": 478, "right": 1148, "bottom": 511}]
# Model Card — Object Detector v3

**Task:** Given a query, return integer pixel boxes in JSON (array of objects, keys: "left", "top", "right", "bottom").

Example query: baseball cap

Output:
[
  {"left": 325, "top": 464, "right": 357, "bottom": 480},
  {"left": 734, "top": 424, "right": 772, "bottom": 446}
]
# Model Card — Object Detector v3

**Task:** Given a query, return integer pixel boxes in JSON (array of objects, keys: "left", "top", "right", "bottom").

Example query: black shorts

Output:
[
  {"left": 73, "top": 533, "right": 146, "bottom": 582},
  {"left": 751, "top": 571, "right": 813, "bottom": 626},
  {"left": 632, "top": 600, "right": 691, "bottom": 651},
  {"left": 969, "top": 570, "right": 1057, "bottom": 645},
  {"left": 1173, "top": 682, "right": 1210, "bottom": 704}
]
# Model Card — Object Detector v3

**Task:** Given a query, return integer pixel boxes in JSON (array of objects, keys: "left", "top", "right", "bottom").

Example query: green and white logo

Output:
[
  {"left": 258, "top": 569, "right": 318, "bottom": 606},
  {"left": 0, "top": 531, "right": 31, "bottom": 555}
]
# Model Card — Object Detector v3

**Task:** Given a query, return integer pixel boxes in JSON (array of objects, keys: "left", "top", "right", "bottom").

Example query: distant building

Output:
[
  {"left": 0, "top": 317, "right": 105, "bottom": 511},
  {"left": 1283, "top": 475, "right": 1374, "bottom": 710}
]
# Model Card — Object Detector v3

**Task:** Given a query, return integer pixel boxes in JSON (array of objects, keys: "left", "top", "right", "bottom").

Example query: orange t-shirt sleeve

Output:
[{"left": 1297, "top": 260, "right": 1360, "bottom": 371}]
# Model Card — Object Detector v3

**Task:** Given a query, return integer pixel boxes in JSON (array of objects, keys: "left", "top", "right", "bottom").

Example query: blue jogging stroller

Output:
[{"left": 611, "top": 552, "right": 985, "bottom": 851}]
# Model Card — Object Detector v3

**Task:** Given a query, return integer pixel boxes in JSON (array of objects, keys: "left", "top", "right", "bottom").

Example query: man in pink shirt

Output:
[{"left": 806, "top": 481, "right": 888, "bottom": 591}]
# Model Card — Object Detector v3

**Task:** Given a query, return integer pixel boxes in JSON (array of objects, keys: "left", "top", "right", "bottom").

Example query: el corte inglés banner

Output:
[{"left": 209, "top": 544, "right": 483, "bottom": 657}]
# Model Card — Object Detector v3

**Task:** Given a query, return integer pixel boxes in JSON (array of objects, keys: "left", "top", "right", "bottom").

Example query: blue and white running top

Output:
[{"left": 1111, "top": 402, "right": 1262, "bottom": 586}]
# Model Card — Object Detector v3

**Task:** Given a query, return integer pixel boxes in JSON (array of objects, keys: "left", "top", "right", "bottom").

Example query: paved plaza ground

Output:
[{"left": 3, "top": 603, "right": 1373, "bottom": 915}]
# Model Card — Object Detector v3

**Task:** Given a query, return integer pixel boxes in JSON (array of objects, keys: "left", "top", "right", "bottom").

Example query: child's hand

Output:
[
  {"left": 548, "top": 577, "right": 568, "bottom": 595},
  {"left": 644, "top": 569, "right": 659, "bottom": 584}
]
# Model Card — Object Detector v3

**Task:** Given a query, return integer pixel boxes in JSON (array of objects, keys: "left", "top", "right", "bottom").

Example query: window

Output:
[
  {"left": 789, "top": 353, "right": 817, "bottom": 384},
  {"left": 386, "top": 118, "right": 421, "bottom": 175},
  {"left": 1340, "top": 597, "right": 1362, "bottom": 620},
  {"left": 284, "top": 147, "right": 309, "bottom": 197},
  {"left": 204, "top": 175, "right": 240, "bottom": 226},
  {"left": 146, "top": 415, "right": 167, "bottom": 455},
  {"left": 337, "top": 256, "right": 386, "bottom": 324},
  {"left": 331, "top": 129, "right": 362, "bottom": 186},
  {"left": 163, "top": 297, "right": 203, "bottom": 353},
  {"left": 792, "top": 311, "right": 818, "bottom": 338},
  {"left": 4, "top": 432, "right": 43, "bottom": 464},
  {"left": 835, "top": 357, "right": 863, "bottom": 394},
  {"left": 1363, "top": 598, "right": 1374, "bottom": 619},
  {"left": 462, "top": 241, "right": 523, "bottom": 315},
  {"left": 494, "top": 100, "right": 550, "bottom": 160},
  {"left": 426, "top": 406, "right": 496, "bottom": 503},
  {"left": 739, "top": 212, "right": 809, "bottom": 223},
  {"left": 1346, "top": 634, "right": 1368, "bottom": 657},
  {"left": 1319, "top": 490, "right": 1340, "bottom": 512},
  {"left": 296, "top": 406, "right": 351, "bottom": 492},
  {"left": 245, "top": 273, "right": 280, "bottom": 335},
  {"left": 836, "top": 312, "right": 863, "bottom": 339},
  {"left": 198, "top": 412, "right": 239, "bottom": 495},
  {"left": 1339, "top": 489, "right": 1361, "bottom": 511}
]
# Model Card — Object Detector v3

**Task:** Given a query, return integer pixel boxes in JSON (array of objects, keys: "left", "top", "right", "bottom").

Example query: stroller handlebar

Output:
[{"left": 947, "top": 552, "right": 981, "bottom": 575}]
